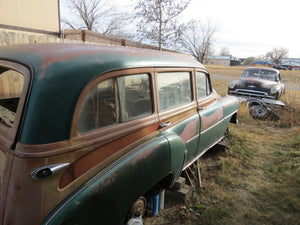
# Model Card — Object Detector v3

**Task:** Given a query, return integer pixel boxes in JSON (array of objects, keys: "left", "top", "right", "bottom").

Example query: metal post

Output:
[
  {"left": 159, "top": 189, "right": 165, "bottom": 210},
  {"left": 197, "top": 159, "right": 203, "bottom": 188},
  {"left": 184, "top": 169, "right": 195, "bottom": 189}
]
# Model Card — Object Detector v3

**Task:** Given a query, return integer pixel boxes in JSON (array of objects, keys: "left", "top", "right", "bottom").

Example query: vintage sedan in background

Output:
[
  {"left": 0, "top": 43, "right": 238, "bottom": 225},
  {"left": 228, "top": 67, "right": 285, "bottom": 100}
]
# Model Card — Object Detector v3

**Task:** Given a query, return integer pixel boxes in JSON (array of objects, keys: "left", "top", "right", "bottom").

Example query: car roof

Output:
[
  {"left": 0, "top": 43, "right": 203, "bottom": 73},
  {"left": 0, "top": 44, "right": 205, "bottom": 145}
]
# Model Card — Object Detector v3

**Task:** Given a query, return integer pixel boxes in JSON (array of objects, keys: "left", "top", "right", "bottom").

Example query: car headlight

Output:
[
  {"left": 229, "top": 82, "right": 236, "bottom": 89},
  {"left": 270, "top": 87, "right": 277, "bottom": 94}
]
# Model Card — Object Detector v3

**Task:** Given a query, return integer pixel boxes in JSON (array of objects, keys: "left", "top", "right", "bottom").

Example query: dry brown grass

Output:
[
  {"left": 145, "top": 119, "right": 300, "bottom": 225},
  {"left": 205, "top": 65, "right": 247, "bottom": 79}
]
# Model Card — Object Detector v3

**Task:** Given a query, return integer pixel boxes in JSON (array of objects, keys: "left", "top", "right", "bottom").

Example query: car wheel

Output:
[
  {"left": 127, "top": 196, "right": 147, "bottom": 220},
  {"left": 249, "top": 105, "right": 269, "bottom": 119}
]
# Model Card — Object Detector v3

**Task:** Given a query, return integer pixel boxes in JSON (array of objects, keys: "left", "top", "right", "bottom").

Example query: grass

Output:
[
  {"left": 172, "top": 111, "right": 300, "bottom": 225},
  {"left": 144, "top": 66, "right": 300, "bottom": 225}
]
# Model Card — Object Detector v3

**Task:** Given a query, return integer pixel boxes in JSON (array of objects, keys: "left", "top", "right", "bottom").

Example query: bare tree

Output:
[
  {"left": 134, "top": 0, "right": 191, "bottom": 50},
  {"left": 61, "top": 0, "right": 132, "bottom": 37},
  {"left": 220, "top": 47, "right": 230, "bottom": 56},
  {"left": 245, "top": 56, "right": 256, "bottom": 64},
  {"left": 266, "top": 48, "right": 289, "bottom": 64},
  {"left": 179, "top": 19, "right": 218, "bottom": 63}
]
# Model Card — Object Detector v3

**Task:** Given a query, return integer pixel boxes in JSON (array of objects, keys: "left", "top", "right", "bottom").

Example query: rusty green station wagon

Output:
[{"left": 0, "top": 44, "right": 238, "bottom": 225}]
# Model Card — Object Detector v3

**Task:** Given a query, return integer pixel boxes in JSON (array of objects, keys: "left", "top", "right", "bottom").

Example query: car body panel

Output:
[
  {"left": 42, "top": 135, "right": 171, "bottom": 225},
  {"left": 191, "top": 94, "right": 238, "bottom": 167},
  {"left": 0, "top": 44, "right": 238, "bottom": 225},
  {"left": 0, "top": 44, "right": 203, "bottom": 145},
  {"left": 158, "top": 102, "right": 200, "bottom": 165}
]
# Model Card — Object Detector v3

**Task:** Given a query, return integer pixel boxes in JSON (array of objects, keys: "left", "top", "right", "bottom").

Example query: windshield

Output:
[
  {"left": 242, "top": 69, "right": 279, "bottom": 81},
  {"left": 0, "top": 68, "right": 24, "bottom": 127}
]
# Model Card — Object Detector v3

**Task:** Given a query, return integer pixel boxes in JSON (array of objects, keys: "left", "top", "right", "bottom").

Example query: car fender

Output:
[
  {"left": 164, "top": 133, "right": 187, "bottom": 184},
  {"left": 42, "top": 135, "right": 171, "bottom": 225}
]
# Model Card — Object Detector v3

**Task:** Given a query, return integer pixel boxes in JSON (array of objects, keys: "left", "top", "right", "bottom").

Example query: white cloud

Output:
[{"left": 183, "top": 0, "right": 300, "bottom": 58}]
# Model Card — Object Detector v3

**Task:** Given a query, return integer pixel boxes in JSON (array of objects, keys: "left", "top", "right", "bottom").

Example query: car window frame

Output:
[
  {"left": 155, "top": 68, "right": 195, "bottom": 113},
  {"left": 153, "top": 68, "right": 198, "bottom": 124},
  {"left": 195, "top": 71, "right": 212, "bottom": 99},
  {"left": 195, "top": 69, "right": 216, "bottom": 105},
  {"left": 0, "top": 60, "right": 31, "bottom": 150},
  {"left": 71, "top": 68, "right": 159, "bottom": 145}
]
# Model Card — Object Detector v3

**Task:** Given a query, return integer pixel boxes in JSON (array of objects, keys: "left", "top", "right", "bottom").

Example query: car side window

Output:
[
  {"left": 157, "top": 72, "right": 192, "bottom": 111},
  {"left": 78, "top": 78, "right": 117, "bottom": 133},
  {"left": 117, "top": 74, "right": 152, "bottom": 121},
  {"left": 196, "top": 72, "right": 211, "bottom": 99},
  {"left": 0, "top": 68, "right": 24, "bottom": 127},
  {"left": 78, "top": 74, "right": 152, "bottom": 134}
]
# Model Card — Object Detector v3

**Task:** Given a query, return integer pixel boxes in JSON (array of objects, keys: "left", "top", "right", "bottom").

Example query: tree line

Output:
[{"left": 61, "top": 0, "right": 289, "bottom": 65}]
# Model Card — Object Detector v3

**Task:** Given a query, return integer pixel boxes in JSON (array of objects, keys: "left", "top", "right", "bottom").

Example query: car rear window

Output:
[{"left": 0, "top": 67, "right": 24, "bottom": 127}]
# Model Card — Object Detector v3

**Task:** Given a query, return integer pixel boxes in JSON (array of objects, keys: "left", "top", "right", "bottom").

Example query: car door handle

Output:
[
  {"left": 198, "top": 106, "right": 206, "bottom": 110},
  {"left": 159, "top": 122, "right": 171, "bottom": 128},
  {"left": 30, "top": 163, "right": 70, "bottom": 180}
]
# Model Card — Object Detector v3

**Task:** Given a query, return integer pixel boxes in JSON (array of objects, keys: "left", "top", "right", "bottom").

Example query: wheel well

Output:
[
  {"left": 230, "top": 112, "right": 238, "bottom": 124},
  {"left": 144, "top": 173, "right": 174, "bottom": 198},
  {"left": 158, "top": 173, "right": 175, "bottom": 189}
]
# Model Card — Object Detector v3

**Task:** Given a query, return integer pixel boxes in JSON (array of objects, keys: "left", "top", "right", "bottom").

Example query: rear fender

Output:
[
  {"left": 42, "top": 136, "right": 171, "bottom": 225},
  {"left": 164, "top": 134, "right": 187, "bottom": 185}
]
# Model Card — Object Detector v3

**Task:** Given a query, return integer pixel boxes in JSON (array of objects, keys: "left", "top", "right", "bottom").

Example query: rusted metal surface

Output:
[
  {"left": 248, "top": 98, "right": 295, "bottom": 120},
  {"left": 0, "top": 44, "right": 239, "bottom": 225},
  {"left": 59, "top": 123, "right": 159, "bottom": 189},
  {"left": 0, "top": 44, "right": 204, "bottom": 145}
]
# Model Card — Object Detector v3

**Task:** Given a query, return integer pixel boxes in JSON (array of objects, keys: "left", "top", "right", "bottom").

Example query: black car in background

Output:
[
  {"left": 228, "top": 67, "right": 285, "bottom": 100},
  {"left": 273, "top": 65, "right": 287, "bottom": 70}
]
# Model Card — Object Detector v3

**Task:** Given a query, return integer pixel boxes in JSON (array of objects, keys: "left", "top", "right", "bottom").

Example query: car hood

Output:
[{"left": 237, "top": 77, "right": 278, "bottom": 88}]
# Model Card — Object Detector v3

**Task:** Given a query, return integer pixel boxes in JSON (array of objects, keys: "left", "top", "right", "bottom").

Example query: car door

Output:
[
  {"left": 195, "top": 71, "right": 225, "bottom": 156},
  {"left": 155, "top": 69, "right": 200, "bottom": 167}
]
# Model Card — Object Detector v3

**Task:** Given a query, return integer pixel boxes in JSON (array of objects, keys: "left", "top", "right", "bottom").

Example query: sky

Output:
[
  {"left": 182, "top": 0, "right": 299, "bottom": 58},
  {"left": 61, "top": 0, "right": 300, "bottom": 58}
]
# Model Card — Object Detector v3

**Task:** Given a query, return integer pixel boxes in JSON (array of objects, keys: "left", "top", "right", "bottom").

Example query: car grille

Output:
[{"left": 228, "top": 89, "right": 274, "bottom": 99}]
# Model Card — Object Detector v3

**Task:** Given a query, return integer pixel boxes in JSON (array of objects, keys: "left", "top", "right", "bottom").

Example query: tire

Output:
[
  {"left": 127, "top": 196, "right": 147, "bottom": 220},
  {"left": 249, "top": 105, "right": 269, "bottom": 119}
]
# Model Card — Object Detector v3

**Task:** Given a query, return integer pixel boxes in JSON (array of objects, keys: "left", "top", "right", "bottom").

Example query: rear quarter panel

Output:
[{"left": 42, "top": 135, "right": 171, "bottom": 225}]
